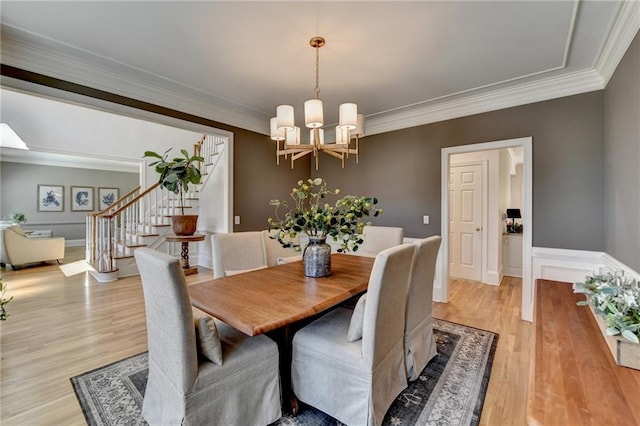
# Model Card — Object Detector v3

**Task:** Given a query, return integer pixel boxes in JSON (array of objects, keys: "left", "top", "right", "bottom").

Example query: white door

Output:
[{"left": 449, "top": 163, "right": 483, "bottom": 281}]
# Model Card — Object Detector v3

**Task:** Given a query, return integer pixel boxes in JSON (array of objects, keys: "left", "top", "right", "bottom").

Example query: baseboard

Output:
[
  {"left": 503, "top": 266, "right": 522, "bottom": 278},
  {"left": 65, "top": 239, "right": 85, "bottom": 247},
  {"left": 601, "top": 253, "right": 640, "bottom": 281},
  {"left": 484, "top": 270, "right": 500, "bottom": 286}
]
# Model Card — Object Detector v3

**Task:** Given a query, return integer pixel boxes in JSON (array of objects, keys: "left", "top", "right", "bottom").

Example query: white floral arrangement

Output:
[{"left": 573, "top": 269, "right": 640, "bottom": 344}]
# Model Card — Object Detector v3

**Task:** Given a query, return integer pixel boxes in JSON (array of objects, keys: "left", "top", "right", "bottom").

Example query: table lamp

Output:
[{"left": 506, "top": 209, "right": 521, "bottom": 233}]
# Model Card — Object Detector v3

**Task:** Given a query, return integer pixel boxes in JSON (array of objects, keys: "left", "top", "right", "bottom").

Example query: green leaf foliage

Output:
[
  {"left": 268, "top": 178, "right": 383, "bottom": 253},
  {"left": 573, "top": 270, "right": 640, "bottom": 344},
  {"left": 143, "top": 148, "right": 204, "bottom": 214}
]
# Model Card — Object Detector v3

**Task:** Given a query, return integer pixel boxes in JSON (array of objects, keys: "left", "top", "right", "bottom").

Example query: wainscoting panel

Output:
[{"left": 532, "top": 247, "right": 604, "bottom": 284}]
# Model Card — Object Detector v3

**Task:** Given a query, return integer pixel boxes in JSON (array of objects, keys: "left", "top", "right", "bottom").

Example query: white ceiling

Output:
[{"left": 1, "top": 1, "right": 639, "bottom": 141}]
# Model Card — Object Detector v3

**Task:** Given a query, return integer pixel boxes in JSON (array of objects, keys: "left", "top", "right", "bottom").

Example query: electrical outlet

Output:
[
  {"left": 234, "top": 215, "right": 240, "bottom": 225},
  {"left": 423, "top": 215, "right": 429, "bottom": 225}
]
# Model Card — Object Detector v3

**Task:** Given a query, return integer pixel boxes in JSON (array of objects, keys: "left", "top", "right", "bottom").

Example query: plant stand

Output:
[{"left": 165, "top": 234, "right": 205, "bottom": 275}]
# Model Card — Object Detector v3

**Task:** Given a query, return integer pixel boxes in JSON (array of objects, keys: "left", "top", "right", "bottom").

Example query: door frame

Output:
[{"left": 440, "top": 137, "right": 533, "bottom": 322}]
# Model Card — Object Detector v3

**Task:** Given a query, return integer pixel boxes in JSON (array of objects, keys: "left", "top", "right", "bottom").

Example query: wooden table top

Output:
[{"left": 188, "top": 254, "right": 375, "bottom": 336}]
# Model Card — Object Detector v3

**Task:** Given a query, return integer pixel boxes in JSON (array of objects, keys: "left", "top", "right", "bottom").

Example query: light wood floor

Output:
[{"left": 0, "top": 248, "right": 531, "bottom": 425}]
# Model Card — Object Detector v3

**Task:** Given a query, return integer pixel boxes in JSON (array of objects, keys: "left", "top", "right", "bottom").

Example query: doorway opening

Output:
[{"left": 440, "top": 137, "right": 533, "bottom": 322}]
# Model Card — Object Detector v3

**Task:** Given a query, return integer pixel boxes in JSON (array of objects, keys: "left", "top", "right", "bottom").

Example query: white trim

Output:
[
  {"left": 365, "top": 70, "right": 604, "bottom": 136},
  {"left": 226, "top": 134, "right": 234, "bottom": 233},
  {"left": 65, "top": 239, "right": 85, "bottom": 247},
  {"left": 531, "top": 247, "right": 604, "bottom": 284},
  {"left": 596, "top": 0, "right": 640, "bottom": 86},
  {"left": 531, "top": 247, "right": 640, "bottom": 285},
  {"left": 1, "top": 28, "right": 269, "bottom": 135},
  {"left": 5, "top": 2, "right": 638, "bottom": 139},
  {"left": 601, "top": 252, "right": 640, "bottom": 281},
  {"left": 441, "top": 137, "right": 533, "bottom": 321}
]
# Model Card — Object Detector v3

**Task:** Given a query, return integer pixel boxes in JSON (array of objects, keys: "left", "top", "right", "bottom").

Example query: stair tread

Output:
[{"left": 113, "top": 255, "right": 134, "bottom": 260}]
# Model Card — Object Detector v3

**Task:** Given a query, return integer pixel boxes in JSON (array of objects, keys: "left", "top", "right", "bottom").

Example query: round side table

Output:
[{"left": 164, "top": 234, "right": 205, "bottom": 275}]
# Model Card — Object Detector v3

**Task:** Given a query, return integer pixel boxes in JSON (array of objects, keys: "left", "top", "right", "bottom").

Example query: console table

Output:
[
  {"left": 528, "top": 280, "right": 640, "bottom": 425},
  {"left": 164, "top": 234, "right": 205, "bottom": 275}
]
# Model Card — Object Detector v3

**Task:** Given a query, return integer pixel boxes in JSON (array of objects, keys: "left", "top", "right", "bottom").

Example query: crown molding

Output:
[
  {"left": 596, "top": 0, "right": 640, "bottom": 86},
  {"left": 0, "top": 27, "right": 270, "bottom": 135},
  {"left": 2, "top": 9, "right": 638, "bottom": 139},
  {"left": 364, "top": 69, "right": 604, "bottom": 136}
]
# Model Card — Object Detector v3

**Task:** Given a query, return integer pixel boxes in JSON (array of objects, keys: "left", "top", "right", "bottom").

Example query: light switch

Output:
[
  {"left": 423, "top": 215, "right": 429, "bottom": 225},
  {"left": 234, "top": 215, "right": 241, "bottom": 225}
]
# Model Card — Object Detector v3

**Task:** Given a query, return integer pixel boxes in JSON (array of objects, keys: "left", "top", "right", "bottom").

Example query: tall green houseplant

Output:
[{"left": 143, "top": 148, "right": 204, "bottom": 235}]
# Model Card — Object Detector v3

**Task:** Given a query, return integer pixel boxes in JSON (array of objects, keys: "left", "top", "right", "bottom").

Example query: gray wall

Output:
[
  {"left": 310, "top": 91, "right": 605, "bottom": 251},
  {"left": 233, "top": 127, "right": 310, "bottom": 232},
  {"left": 604, "top": 32, "right": 640, "bottom": 271},
  {"left": 0, "top": 162, "right": 138, "bottom": 240}
]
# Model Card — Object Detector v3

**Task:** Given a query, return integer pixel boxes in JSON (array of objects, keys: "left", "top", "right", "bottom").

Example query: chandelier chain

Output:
[{"left": 315, "top": 44, "right": 320, "bottom": 100}]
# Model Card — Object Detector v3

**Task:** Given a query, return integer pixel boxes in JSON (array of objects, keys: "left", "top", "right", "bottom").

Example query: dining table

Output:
[{"left": 188, "top": 253, "right": 376, "bottom": 413}]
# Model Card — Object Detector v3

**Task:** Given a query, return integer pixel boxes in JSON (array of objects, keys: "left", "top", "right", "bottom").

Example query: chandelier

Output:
[{"left": 270, "top": 36, "right": 365, "bottom": 170}]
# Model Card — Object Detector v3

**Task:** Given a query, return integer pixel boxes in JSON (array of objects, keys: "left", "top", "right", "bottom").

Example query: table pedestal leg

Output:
[
  {"left": 271, "top": 325, "right": 300, "bottom": 415},
  {"left": 179, "top": 241, "right": 197, "bottom": 275}
]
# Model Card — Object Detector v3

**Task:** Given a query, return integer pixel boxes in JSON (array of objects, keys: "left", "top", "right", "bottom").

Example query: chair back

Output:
[
  {"left": 211, "top": 231, "right": 266, "bottom": 278},
  {"left": 361, "top": 243, "right": 415, "bottom": 365},
  {"left": 134, "top": 248, "right": 198, "bottom": 394},
  {"left": 261, "top": 229, "right": 300, "bottom": 266},
  {"left": 359, "top": 225, "right": 404, "bottom": 254},
  {"left": 405, "top": 236, "right": 441, "bottom": 336}
]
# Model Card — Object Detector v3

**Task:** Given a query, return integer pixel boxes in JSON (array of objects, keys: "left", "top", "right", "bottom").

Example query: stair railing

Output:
[{"left": 86, "top": 133, "right": 226, "bottom": 274}]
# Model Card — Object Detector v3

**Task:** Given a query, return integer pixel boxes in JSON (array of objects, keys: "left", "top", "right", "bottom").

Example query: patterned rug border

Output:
[{"left": 71, "top": 319, "right": 499, "bottom": 426}]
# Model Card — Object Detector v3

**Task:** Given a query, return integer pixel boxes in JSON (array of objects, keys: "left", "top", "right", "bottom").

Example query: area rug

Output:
[{"left": 71, "top": 319, "right": 498, "bottom": 426}]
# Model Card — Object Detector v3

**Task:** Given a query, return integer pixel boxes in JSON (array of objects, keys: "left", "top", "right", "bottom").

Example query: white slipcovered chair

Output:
[
  {"left": 211, "top": 231, "right": 267, "bottom": 278},
  {"left": 134, "top": 248, "right": 282, "bottom": 425},
  {"left": 291, "top": 243, "right": 416, "bottom": 426},
  {"left": 1, "top": 225, "right": 65, "bottom": 268},
  {"left": 261, "top": 229, "right": 300, "bottom": 266},
  {"left": 356, "top": 225, "right": 404, "bottom": 257},
  {"left": 404, "top": 235, "right": 442, "bottom": 381}
]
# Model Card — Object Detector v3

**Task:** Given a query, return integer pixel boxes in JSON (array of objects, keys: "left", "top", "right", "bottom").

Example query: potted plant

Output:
[
  {"left": 268, "top": 178, "right": 382, "bottom": 277},
  {"left": 5, "top": 212, "right": 26, "bottom": 225},
  {"left": 0, "top": 278, "right": 13, "bottom": 321},
  {"left": 143, "top": 148, "right": 204, "bottom": 236},
  {"left": 573, "top": 269, "right": 640, "bottom": 369}
]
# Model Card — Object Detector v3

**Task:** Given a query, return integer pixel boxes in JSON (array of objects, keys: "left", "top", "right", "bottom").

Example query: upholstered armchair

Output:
[
  {"left": 1, "top": 225, "right": 65, "bottom": 268},
  {"left": 134, "top": 248, "right": 282, "bottom": 425},
  {"left": 291, "top": 243, "right": 416, "bottom": 426},
  {"left": 404, "top": 235, "right": 442, "bottom": 381}
]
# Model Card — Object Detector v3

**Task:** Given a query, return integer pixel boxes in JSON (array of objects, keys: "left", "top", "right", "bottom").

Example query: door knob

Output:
[{"left": 476, "top": 227, "right": 482, "bottom": 231}]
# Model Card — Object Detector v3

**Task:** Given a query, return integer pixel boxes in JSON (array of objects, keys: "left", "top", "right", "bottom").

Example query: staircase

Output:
[{"left": 86, "top": 134, "right": 226, "bottom": 282}]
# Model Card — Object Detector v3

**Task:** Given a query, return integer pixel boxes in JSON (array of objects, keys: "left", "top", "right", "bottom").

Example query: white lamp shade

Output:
[
  {"left": 0, "top": 123, "right": 29, "bottom": 150},
  {"left": 353, "top": 114, "right": 365, "bottom": 137},
  {"left": 339, "top": 103, "right": 357, "bottom": 130},
  {"left": 335, "top": 126, "right": 349, "bottom": 145},
  {"left": 270, "top": 117, "right": 285, "bottom": 141},
  {"left": 311, "top": 128, "right": 325, "bottom": 145},
  {"left": 304, "top": 99, "right": 324, "bottom": 128},
  {"left": 276, "top": 105, "right": 295, "bottom": 131},
  {"left": 286, "top": 126, "right": 300, "bottom": 145}
]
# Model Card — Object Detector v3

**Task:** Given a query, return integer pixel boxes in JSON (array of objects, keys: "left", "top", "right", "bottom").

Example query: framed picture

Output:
[
  {"left": 98, "top": 187, "right": 119, "bottom": 210},
  {"left": 71, "top": 186, "right": 94, "bottom": 211},
  {"left": 37, "top": 184, "right": 64, "bottom": 212}
]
